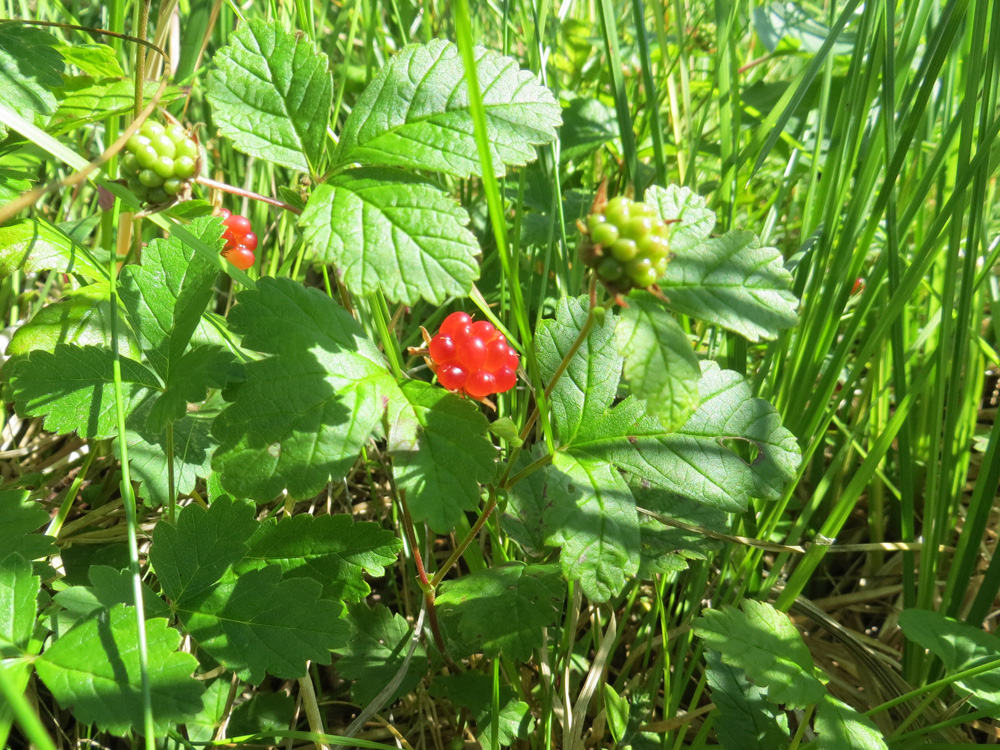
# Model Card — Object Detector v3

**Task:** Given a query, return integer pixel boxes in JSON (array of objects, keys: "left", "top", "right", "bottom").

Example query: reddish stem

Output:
[{"left": 196, "top": 175, "right": 302, "bottom": 215}]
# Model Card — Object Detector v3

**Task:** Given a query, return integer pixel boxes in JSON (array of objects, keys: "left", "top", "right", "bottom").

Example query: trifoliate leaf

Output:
[
  {"left": 211, "top": 277, "right": 396, "bottom": 501},
  {"left": 0, "top": 490, "right": 57, "bottom": 560},
  {"left": 0, "top": 218, "right": 107, "bottom": 281},
  {"left": 207, "top": 19, "right": 331, "bottom": 173},
  {"left": 177, "top": 565, "right": 347, "bottom": 683},
  {"left": 388, "top": 380, "right": 496, "bottom": 533},
  {"left": 332, "top": 602, "right": 427, "bottom": 704},
  {"left": 646, "top": 184, "right": 715, "bottom": 252},
  {"left": 705, "top": 651, "right": 790, "bottom": 750},
  {"left": 898, "top": 608, "right": 1000, "bottom": 710},
  {"left": 660, "top": 230, "right": 798, "bottom": 342},
  {"left": 436, "top": 562, "right": 564, "bottom": 660},
  {"left": 616, "top": 292, "right": 700, "bottom": 431},
  {"left": 430, "top": 671, "right": 534, "bottom": 750},
  {"left": 536, "top": 295, "right": 622, "bottom": 446},
  {"left": 334, "top": 39, "right": 560, "bottom": 178},
  {"left": 150, "top": 495, "right": 258, "bottom": 604},
  {"left": 9, "top": 344, "right": 159, "bottom": 439},
  {"left": 694, "top": 599, "right": 825, "bottom": 709},
  {"left": 145, "top": 345, "right": 243, "bottom": 433},
  {"left": 119, "top": 215, "right": 223, "bottom": 381},
  {"left": 814, "top": 695, "right": 887, "bottom": 750},
  {"left": 299, "top": 169, "right": 481, "bottom": 305},
  {"left": 575, "top": 362, "right": 800, "bottom": 512},
  {"left": 35, "top": 604, "right": 204, "bottom": 736},
  {"left": 235, "top": 513, "right": 401, "bottom": 602},
  {"left": 0, "top": 22, "right": 64, "bottom": 139},
  {"left": 53, "top": 566, "right": 169, "bottom": 621},
  {"left": 0, "top": 554, "right": 39, "bottom": 657}
]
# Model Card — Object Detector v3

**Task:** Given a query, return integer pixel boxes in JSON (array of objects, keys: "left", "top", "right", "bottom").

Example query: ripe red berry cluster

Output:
[
  {"left": 217, "top": 209, "right": 257, "bottom": 270},
  {"left": 427, "top": 312, "right": 519, "bottom": 400},
  {"left": 580, "top": 196, "right": 670, "bottom": 292},
  {"left": 121, "top": 119, "right": 199, "bottom": 205}
]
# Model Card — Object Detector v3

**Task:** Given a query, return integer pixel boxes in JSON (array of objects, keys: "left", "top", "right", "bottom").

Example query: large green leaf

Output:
[
  {"left": 52, "top": 78, "right": 179, "bottom": 135},
  {"left": 334, "top": 39, "right": 560, "bottom": 178},
  {"left": 55, "top": 43, "right": 123, "bottom": 78},
  {"left": 299, "top": 169, "right": 480, "bottom": 305},
  {"left": 206, "top": 19, "right": 331, "bottom": 173},
  {"left": 0, "top": 554, "right": 39, "bottom": 658},
  {"left": 645, "top": 184, "right": 715, "bottom": 252},
  {"left": 388, "top": 380, "right": 497, "bottom": 533},
  {"left": 616, "top": 292, "right": 700, "bottom": 431},
  {"left": 705, "top": 652, "right": 790, "bottom": 750},
  {"left": 0, "top": 490, "right": 57, "bottom": 561},
  {"left": 53, "top": 565, "right": 169, "bottom": 621},
  {"left": 332, "top": 602, "right": 427, "bottom": 704},
  {"left": 35, "top": 604, "right": 204, "bottom": 736},
  {"left": 815, "top": 695, "right": 887, "bottom": 750},
  {"left": 211, "top": 277, "right": 396, "bottom": 500},
  {"left": 9, "top": 344, "right": 159, "bottom": 439},
  {"left": 436, "top": 562, "right": 564, "bottom": 660},
  {"left": 898, "top": 608, "right": 1000, "bottom": 710},
  {"left": 0, "top": 218, "right": 107, "bottom": 281},
  {"left": 0, "top": 22, "right": 64, "bottom": 139},
  {"left": 576, "top": 362, "right": 800, "bottom": 512},
  {"left": 235, "top": 513, "right": 401, "bottom": 602},
  {"left": 694, "top": 599, "right": 826, "bottom": 709},
  {"left": 144, "top": 345, "right": 242, "bottom": 433},
  {"left": 535, "top": 296, "right": 622, "bottom": 446}
]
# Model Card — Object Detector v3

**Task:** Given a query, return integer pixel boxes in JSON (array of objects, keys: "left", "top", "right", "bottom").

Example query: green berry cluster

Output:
[
  {"left": 581, "top": 196, "right": 670, "bottom": 291},
  {"left": 120, "top": 120, "right": 199, "bottom": 205}
]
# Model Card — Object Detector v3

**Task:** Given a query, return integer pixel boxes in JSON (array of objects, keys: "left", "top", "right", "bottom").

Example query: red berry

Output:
[
  {"left": 217, "top": 208, "right": 232, "bottom": 220},
  {"left": 852, "top": 278, "right": 865, "bottom": 295},
  {"left": 438, "top": 365, "right": 468, "bottom": 391},
  {"left": 505, "top": 351, "right": 520, "bottom": 371},
  {"left": 458, "top": 336, "right": 487, "bottom": 370},
  {"left": 429, "top": 334, "right": 457, "bottom": 364},
  {"left": 470, "top": 320, "right": 496, "bottom": 341},
  {"left": 494, "top": 366, "right": 517, "bottom": 394},
  {"left": 224, "top": 213, "right": 252, "bottom": 237},
  {"left": 484, "top": 339, "right": 511, "bottom": 371},
  {"left": 439, "top": 312, "right": 472, "bottom": 338},
  {"left": 222, "top": 245, "right": 255, "bottom": 270},
  {"left": 242, "top": 231, "right": 258, "bottom": 252},
  {"left": 465, "top": 371, "right": 496, "bottom": 399}
]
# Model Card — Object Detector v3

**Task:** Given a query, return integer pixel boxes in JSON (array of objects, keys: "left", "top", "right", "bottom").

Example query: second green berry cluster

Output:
[
  {"left": 581, "top": 196, "right": 670, "bottom": 292},
  {"left": 120, "top": 120, "right": 199, "bottom": 206}
]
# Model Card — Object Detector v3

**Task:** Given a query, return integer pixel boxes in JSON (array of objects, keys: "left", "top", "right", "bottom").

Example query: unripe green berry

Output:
[
  {"left": 151, "top": 155, "right": 175, "bottom": 179},
  {"left": 632, "top": 266, "right": 658, "bottom": 288},
  {"left": 623, "top": 216, "right": 654, "bottom": 240},
  {"left": 140, "top": 120, "right": 164, "bottom": 139},
  {"left": 175, "top": 138, "right": 198, "bottom": 160},
  {"left": 639, "top": 233, "right": 669, "bottom": 259},
  {"left": 121, "top": 154, "right": 140, "bottom": 175},
  {"left": 598, "top": 257, "right": 625, "bottom": 280},
  {"left": 139, "top": 169, "right": 164, "bottom": 188},
  {"left": 587, "top": 213, "right": 606, "bottom": 233},
  {"left": 591, "top": 222, "right": 619, "bottom": 246},
  {"left": 126, "top": 133, "right": 151, "bottom": 153},
  {"left": 611, "top": 238, "right": 638, "bottom": 262},
  {"left": 147, "top": 187, "right": 170, "bottom": 204},
  {"left": 151, "top": 133, "right": 176, "bottom": 159},
  {"left": 165, "top": 124, "right": 188, "bottom": 143},
  {"left": 173, "top": 155, "right": 196, "bottom": 179},
  {"left": 604, "top": 196, "right": 631, "bottom": 225},
  {"left": 163, "top": 178, "right": 183, "bottom": 195},
  {"left": 135, "top": 144, "right": 160, "bottom": 170}
]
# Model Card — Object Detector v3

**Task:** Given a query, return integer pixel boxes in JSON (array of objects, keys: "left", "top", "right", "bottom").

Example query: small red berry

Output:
[
  {"left": 222, "top": 245, "right": 255, "bottom": 270},
  {"left": 217, "top": 208, "right": 232, "bottom": 220},
  {"left": 241, "top": 231, "right": 258, "bottom": 252},
  {"left": 505, "top": 351, "right": 520, "bottom": 371},
  {"left": 429, "top": 334, "right": 457, "bottom": 365},
  {"left": 852, "top": 278, "right": 865, "bottom": 295},
  {"left": 494, "top": 366, "right": 517, "bottom": 394},
  {"left": 484, "top": 339, "right": 511, "bottom": 371},
  {"left": 438, "top": 364, "right": 468, "bottom": 391},
  {"left": 465, "top": 371, "right": 496, "bottom": 399},
  {"left": 458, "top": 336, "right": 487, "bottom": 370},
  {"left": 440, "top": 312, "right": 472, "bottom": 338},
  {"left": 223, "top": 213, "right": 252, "bottom": 237},
  {"left": 469, "top": 320, "right": 496, "bottom": 340}
]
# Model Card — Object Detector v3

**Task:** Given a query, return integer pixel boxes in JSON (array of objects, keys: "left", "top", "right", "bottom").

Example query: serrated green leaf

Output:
[
  {"left": 898, "top": 608, "right": 1000, "bottom": 710},
  {"left": 207, "top": 19, "right": 331, "bottom": 173},
  {"left": 0, "top": 22, "right": 64, "bottom": 139},
  {"left": 0, "top": 554, "right": 39, "bottom": 657},
  {"left": 0, "top": 218, "right": 108, "bottom": 281},
  {"left": 694, "top": 599, "right": 825, "bottom": 709},
  {"left": 145, "top": 345, "right": 243, "bottom": 433},
  {"left": 430, "top": 671, "right": 534, "bottom": 750},
  {"left": 53, "top": 565, "right": 170, "bottom": 620},
  {"left": 0, "top": 166, "right": 32, "bottom": 201},
  {"left": 705, "top": 651, "right": 790, "bottom": 750},
  {"left": 536, "top": 295, "right": 622, "bottom": 445},
  {"left": 9, "top": 344, "right": 159, "bottom": 439},
  {"left": 645, "top": 184, "right": 716, "bottom": 252},
  {"left": 814, "top": 695, "right": 887, "bottom": 750},
  {"left": 616, "top": 292, "right": 700, "bottom": 431},
  {"left": 212, "top": 278, "right": 396, "bottom": 500},
  {"left": 660, "top": 230, "right": 798, "bottom": 342},
  {"left": 55, "top": 43, "right": 123, "bottom": 78},
  {"left": 228, "top": 691, "right": 296, "bottom": 745},
  {"left": 334, "top": 39, "right": 560, "bottom": 177},
  {"left": 35, "top": 604, "right": 204, "bottom": 736},
  {"left": 0, "top": 490, "right": 57, "bottom": 560},
  {"left": 576, "top": 362, "right": 800, "bottom": 512},
  {"left": 560, "top": 97, "right": 618, "bottom": 163},
  {"left": 436, "top": 562, "right": 564, "bottom": 660},
  {"left": 235, "top": 513, "right": 401, "bottom": 602},
  {"left": 176, "top": 679, "right": 230, "bottom": 743},
  {"left": 299, "top": 169, "right": 481, "bottom": 305},
  {"left": 119, "top": 215, "right": 223, "bottom": 380},
  {"left": 118, "top": 400, "right": 219, "bottom": 508},
  {"left": 150, "top": 495, "right": 258, "bottom": 604},
  {"left": 52, "top": 78, "right": 179, "bottom": 135},
  {"left": 389, "top": 380, "right": 496, "bottom": 533},
  {"left": 178, "top": 565, "right": 347, "bottom": 683},
  {"left": 332, "top": 602, "right": 427, "bottom": 704}
]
